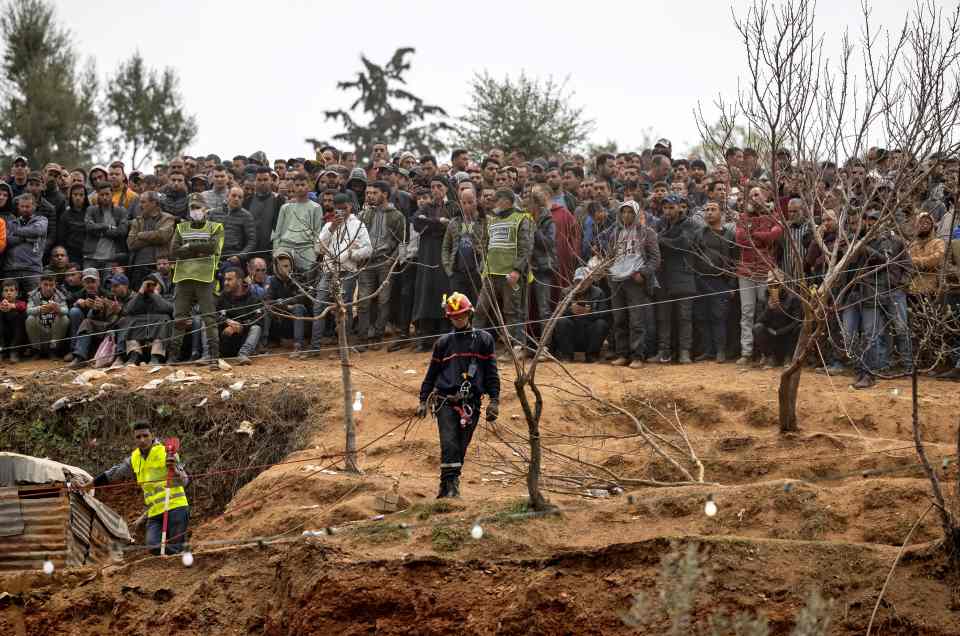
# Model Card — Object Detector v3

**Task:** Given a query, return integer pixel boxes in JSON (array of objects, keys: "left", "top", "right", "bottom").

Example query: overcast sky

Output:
[{"left": 57, "top": 0, "right": 922, "bottom": 163}]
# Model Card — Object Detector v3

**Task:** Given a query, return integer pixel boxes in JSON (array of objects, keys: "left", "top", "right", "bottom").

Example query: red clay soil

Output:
[{"left": 2, "top": 351, "right": 960, "bottom": 634}]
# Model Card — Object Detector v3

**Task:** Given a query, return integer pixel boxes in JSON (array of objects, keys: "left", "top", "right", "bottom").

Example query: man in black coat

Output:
[
  {"left": 653, "top": 194, "right": 699, "bottom": 364},
  {"left": 552, "top": 267, "right": 609, "bottom": 363}
]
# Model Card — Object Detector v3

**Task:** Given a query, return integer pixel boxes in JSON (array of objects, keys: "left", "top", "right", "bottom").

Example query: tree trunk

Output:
[
  {"left": 778, "top": 305, "right": 818, "bottom": 433},
  {"left": 514, "top": 378, "right": 549, "bottom": 511},
  {"left": 334, "top": 273, "right": 360, "bottom": 474}
]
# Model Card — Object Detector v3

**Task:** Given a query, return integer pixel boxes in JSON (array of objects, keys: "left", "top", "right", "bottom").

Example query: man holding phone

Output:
[{"left": 123, "top": 273, "right": 174, "bottom": 365}]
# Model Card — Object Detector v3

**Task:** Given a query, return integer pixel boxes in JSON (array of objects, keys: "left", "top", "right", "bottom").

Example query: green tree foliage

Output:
[
  {"left": 322, "top": 47, "right": 451, "bottom": 164},
  {"left": 0, "top": 0, "right": 99, "bottom": 167},
  {"left": 456, "top": 72, "right": 594, "bottom": 159},
  {"left": 103, "top": 52, "right": 197, "bottom": 170}
]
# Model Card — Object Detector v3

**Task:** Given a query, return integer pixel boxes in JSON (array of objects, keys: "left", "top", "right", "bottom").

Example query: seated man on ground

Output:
[
  {"left": 552, "top": 267, "right": 609, "bottom": 363},
  {"left": 25, "top": 273, "right": 69, "bottom": 358},
  {"left": 753, "top": 270, "right": 803, "bottom": 369},
  {"left": 264, "top": 250, "right": 311, "bottom": 357},
  {"left": 123, "top": 273, "right": 174, "bottom": 366},
  {"left": 216, "top": 267, "right": 263, "bottom": 365},
  {"left": 69, "top": 274, "right": 128, "bottom": 367}
]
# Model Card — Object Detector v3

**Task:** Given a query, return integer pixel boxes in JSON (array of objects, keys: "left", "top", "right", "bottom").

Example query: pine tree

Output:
[{"left": 0, "top": 0, "right": 99, "bottom": 167}]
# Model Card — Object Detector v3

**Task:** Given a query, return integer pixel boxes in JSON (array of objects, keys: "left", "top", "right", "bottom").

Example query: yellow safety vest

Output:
[{"left": 132, "top": 444, "right": 189, "bottom": 518}]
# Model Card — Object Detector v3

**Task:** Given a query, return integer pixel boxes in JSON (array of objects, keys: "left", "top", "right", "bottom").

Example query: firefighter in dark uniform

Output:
[{"left": 416, "top": 292, "right": 500, "bottom": 498}]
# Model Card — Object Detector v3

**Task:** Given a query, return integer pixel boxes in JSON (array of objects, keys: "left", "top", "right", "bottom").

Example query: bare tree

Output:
[{"left": 699, "top": 0, "right": 960, "bottom": 434}]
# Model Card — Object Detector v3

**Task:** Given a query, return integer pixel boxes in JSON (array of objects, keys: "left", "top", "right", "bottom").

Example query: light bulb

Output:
[
  {"left": 704, "top": 497, "right": 718, "bottom": 517},
  {"left": 181, "top": 551, "right": 194, "bottom": 567},
  {"left": 42, "top": 559, "right": 54, "bottom": 575},
  {"left": 471, "top": 524, "right": 484, "bottom": 540}
]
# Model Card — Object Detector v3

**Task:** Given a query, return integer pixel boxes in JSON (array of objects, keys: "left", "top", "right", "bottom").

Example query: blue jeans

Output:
[
  {"left": 73, "top": 326, "right": 126, "bottom": 359},
  {"left": 879, "top": 290, "right": 912, "bottom": 369},
  {"left": 841, "top": 304, "right": 881, "bottom": 374},
  {"left": 145, "top": 505, "right": 189, "bottom": 555},
  {"left": 264, "top": 303, "right": 306, "bottom": 347},
  {"left": 311, "top": 272, "right": 358, "bottom": 349}
]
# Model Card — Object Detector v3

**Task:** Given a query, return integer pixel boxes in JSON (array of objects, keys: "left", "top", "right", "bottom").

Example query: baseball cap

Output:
[
  {"left": 12, "top": 155, "right": 28, "bottom": 166},
  {"left": 573, "top": 267, "right": 589, "bottom": 282},
  {"left": 188, "top": 193, "right": 207, "bottom": 209},
  {"left": 654, "top": 138, "right": 672, "bottom": 150},
  {"left": 530, "top": 159, "right": 549, "bottom": 172},
  {"left": 110, "top": 274, "right": 129, "bottom": 287},
  {"left": 663, "top": 193, "right": 685, "bottom": 205},
  {"left": 26, "top": 171, "right": 43, "bottom": 183},
  {"left": 81, "top": 267, "right": 100, "bottom": 282}
]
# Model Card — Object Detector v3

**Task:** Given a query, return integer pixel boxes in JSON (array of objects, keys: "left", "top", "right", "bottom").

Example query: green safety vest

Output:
[
  {"left": 483, "top": 210, "right": 526, "bottom": 276},
  {"left": 132, "top": 445, "right": 189, "bottom": 518},
  {"left": 172, "top": 221, "right": 223, "bottom": 284}
]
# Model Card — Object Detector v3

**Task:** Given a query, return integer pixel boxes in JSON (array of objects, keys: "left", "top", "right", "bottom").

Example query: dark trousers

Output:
[
  {"left": 655, "top": 293, "right": 693, "bottom": 354},
  {"left": 695, "top": 292, "right": 730, "bottom": 356},
  {"left": 0, "top": 311, "right": 26, "bottom": 350},
  {"left": 553, "top": 317, "right": 609, "bottom": 357},
  {"left": 395, "top": 260, "right": 417, "bottom": 336},
  {"left": 357, "top": 260, "right": 393, "bottom": 340},
  {"left": 436, "top": 401, "right": 480, "bottom": 481},
  {"left": 145, "top": 506, "right": 189, "bottom": 555},
  {"left": 450, "top": 270, "right": 483, "bottom": 306},
  {"left": 610, "top": 278, "right": 649, "bottom": 360},
  {"left": 753, "top": 324, "right": 799, "bottom": 364}
]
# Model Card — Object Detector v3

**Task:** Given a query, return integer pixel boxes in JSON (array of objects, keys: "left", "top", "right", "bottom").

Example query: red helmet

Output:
[{"left": 442, "top": 292, "right": 474, "bottom": 318}]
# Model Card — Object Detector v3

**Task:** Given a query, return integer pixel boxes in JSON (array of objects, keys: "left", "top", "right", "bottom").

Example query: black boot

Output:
[
  {"left": 448, "top": 477, "right": 461, "bottom": 498},
  {"left": 436, "top": 479, "right": 450, "bottom": 499}
]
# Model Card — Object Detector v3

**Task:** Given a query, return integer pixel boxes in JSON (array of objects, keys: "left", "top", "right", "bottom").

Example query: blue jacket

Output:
[{"left": 5, "top": 214, "right": 47, "bottom": 273}]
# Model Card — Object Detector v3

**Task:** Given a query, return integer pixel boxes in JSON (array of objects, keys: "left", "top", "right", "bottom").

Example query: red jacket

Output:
[
  {"left": 550, "top": 203, "right": 581, "bottom": 289},
  {"left": 735, "top": 212, "right": 783, "bottom": 280}
]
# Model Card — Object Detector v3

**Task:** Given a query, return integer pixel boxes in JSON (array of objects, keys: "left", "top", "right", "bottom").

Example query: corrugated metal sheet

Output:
[
  {"left": 0, "top": 486, "right": 24, "bottom": 537},
  {"left": 0, "top": 455, "right": 132, "bottom": 571},
  {"left": 0, "top": 453, "right": 92, "bottom": 487},
  {"left": 0, "top": 489, "right": 68, "bottom": 572}
]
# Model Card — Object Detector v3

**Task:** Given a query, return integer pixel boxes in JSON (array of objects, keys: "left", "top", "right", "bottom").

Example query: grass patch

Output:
[
  {"left": 431, "top": 526, "right": 468, "bottom": 552},
  {"left": 405, "top": 500, "right": 464, "bottom": 521},
  {"left": 353, "top": 521, "right": 409, "bottom": 545}
]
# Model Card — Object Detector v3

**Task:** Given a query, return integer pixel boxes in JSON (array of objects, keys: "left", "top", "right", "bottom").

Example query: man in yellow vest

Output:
[
  {"left": 91, "top": 422, "right": 190, "bottom": 555},
  {"left": 168, "top": 193, "right": 224, "bottom": 367},
  {"left": 473, "top": 189, "right": 534, "bottom": 358}
]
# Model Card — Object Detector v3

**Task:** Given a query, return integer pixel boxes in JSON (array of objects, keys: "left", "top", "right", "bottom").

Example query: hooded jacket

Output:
[
  {"left": 60, "top": 185, "right": 89, "bottom": 258},
  {"left": 345, "top": 168, "right": 367, "bottom": 210},
  {"left": 603, "top": 201, "right": 661, "bottom": 290}
]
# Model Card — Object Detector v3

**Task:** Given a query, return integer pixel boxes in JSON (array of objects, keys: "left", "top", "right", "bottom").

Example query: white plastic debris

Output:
[
  {"left": 195, "top": 397, "right": 208, "bottom": 407},
  {"left": 235, "top": 421, "right": 255, "bottom": 436},
  {"left": 352, "top": 391, "right": 363, "bottom": 412},
  {"left": 139, "top": 379, "right": 164, "bottom": 391},
  {"left": 471, "top": 524, "right": 484, "bottom": 540},
  {"left": 403, "top": 369, "right": 417, "bottom": 374},
  {"left": 229, "top": 380, "right": 245, "bottom": 391},
  {"left": 890, "top": 388, "right": 900, "bottom": 397},
  {"left": 42, "top": 559, "right": 55, "bottom": 575},
  {"left": 181, "top": 552, "right": 194, "bottom": 567},
  {"left": 704, "top": 496, "right": 718, "bottom": 517},
  {"left": 217, "top": 359, "right": 232, "bottom": 371},
  {"left": 220, "top": 389, "right": 231, "bottom": 401},
  {"left": 72, "top": 369, "right": 108, "bottom": 386},
  {"left": 50, "top": 397, "right": 70, "bottom": 412},
  {"left": 148, "top": 366, "right": 163, "bottom": 374},
  {"left": 165, "top": 370, "right": 200, "bottom": 384}
]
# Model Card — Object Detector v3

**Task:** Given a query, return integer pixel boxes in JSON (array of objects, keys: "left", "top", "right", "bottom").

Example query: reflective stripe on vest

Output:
[
  {"left": 483, "top": 211, "right": 525, "bottom": 276},
  {"left": 132, "top": 445, "right": 189, "bottom": 518}
]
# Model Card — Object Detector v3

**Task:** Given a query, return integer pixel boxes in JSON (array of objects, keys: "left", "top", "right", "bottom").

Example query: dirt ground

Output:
[{"left": 2, "top": 349, "right": 960, "bottom": 634}]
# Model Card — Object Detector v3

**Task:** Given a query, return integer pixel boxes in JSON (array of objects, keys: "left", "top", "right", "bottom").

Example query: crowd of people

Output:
[{"left": 0, "top": 140, "right": 957, "bottom": 388}]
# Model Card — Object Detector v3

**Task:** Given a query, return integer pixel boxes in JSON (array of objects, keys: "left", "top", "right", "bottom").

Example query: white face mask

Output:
[{"left": 189, "top": 209, "right": 205, "bottom": 222}]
